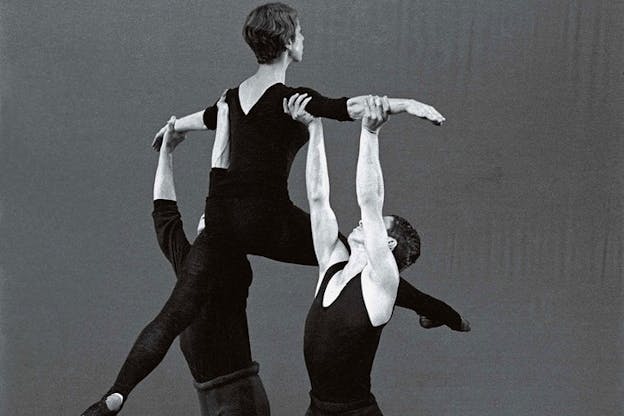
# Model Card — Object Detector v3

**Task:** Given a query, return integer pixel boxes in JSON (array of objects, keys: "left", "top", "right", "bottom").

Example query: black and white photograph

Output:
[{"left": 1, "top": 1, "right": 622, "bottom": 415}]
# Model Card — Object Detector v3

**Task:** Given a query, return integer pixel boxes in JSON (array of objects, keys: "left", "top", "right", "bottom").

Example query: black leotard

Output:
[
  {"left": 203, "top": 84, "right": 351, "bottom": 198},
  {"left": 304, "top": 262, "right": 382, "bottom": 404}
]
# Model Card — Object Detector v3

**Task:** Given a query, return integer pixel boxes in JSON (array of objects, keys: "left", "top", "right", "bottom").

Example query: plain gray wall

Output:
[{"left": 1, "top": 1, "right": 622, "bottom": 415}]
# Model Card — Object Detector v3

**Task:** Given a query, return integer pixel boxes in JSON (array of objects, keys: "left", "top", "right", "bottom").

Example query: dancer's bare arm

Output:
[
  {"left": 194, "top": 94, "right": 231, "bottom": 234},
  {"left": 152, "top": 88, "right": 231, "bottom": 151},
  {"left": 153, "top": 117, "right": 186, "bottom": 201},
  {"left": 211, "top": 94, "right": 231, "bottom": 169},
  {"left": 152, "top": 111, "right": 205, "bottom": 151},
  {"left": 284, "top": 94, "right": 349, "bottom": 292},
  {"left": 357, "top": 96, "right": 399, "bottom": 326},
  {"left": 347, "top": 96, "right": 445, "bottom": 125}
]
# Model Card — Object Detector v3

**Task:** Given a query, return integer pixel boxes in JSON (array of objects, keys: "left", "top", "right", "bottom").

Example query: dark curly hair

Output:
[
  {"left": 387, "top": 215, "right": 420, "bottom": 271},
  {"left": 243, "top": 3, "right": 299, "bottom": 64}
]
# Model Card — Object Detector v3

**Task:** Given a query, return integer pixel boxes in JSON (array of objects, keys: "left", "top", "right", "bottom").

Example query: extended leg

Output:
[
  {"left": 152, "top": 199, "right": 255, "bottom": 380},
  {"left": 82, "top": 224, "right": 230, "bottom": 415}
]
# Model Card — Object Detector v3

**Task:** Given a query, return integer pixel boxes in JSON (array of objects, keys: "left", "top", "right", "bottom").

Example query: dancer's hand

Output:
[
  {"left": 405, "top": 100, "right": 445, "bottom": 125},
  {"left": 152, "top": 124, "right": 168, "bottom": 151},
  {"left": 152, "top": 114, "right": 190, "bottom": 152},
  {"left": 283, "top": 93, "right": 315, "bottom": 126},
  {"left": 216, "top": 90, "right": 229, "bottom": 113},
  {"left": 161, "top": 116, "right": 186, "bottom": 153},
  {"left": 362, "top": 95, "right": 390, "bottom": 133}
]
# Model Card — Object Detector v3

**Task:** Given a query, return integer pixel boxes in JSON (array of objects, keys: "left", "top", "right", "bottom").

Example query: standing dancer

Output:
[
  {"left": 81, "top": 3, "right": 458, "bottom": 414},
  {"left": 293, "top": 95, "right": 468, "bottom": 415}
]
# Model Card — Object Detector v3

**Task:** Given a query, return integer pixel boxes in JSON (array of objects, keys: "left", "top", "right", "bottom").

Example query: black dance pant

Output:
[
  {"left": 153, "top": 200, "right": 270, "bottom": 415},
  {"left": 304, "top": 393, "right": 382, "bottom": 416},
  {"left": 194, "top": 361, "right": 270, "bottom": 416},
  {"left": 152, "top": 199, "right": 254, "bottom": 383}
]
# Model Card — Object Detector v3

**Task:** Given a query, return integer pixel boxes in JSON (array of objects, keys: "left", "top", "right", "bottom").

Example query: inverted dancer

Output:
[
  {"left": 292, "top": 95, "right": 469, "bottom": 415},
  {"left": 82, "top": 3, "right": 461, "bottom": 414},
  {"left": 153, "top": 110, "right": 271, "bottom": 415}
]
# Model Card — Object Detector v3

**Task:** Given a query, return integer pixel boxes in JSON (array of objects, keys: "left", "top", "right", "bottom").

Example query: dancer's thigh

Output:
[
  {"left": 230, "top": 198, "right": 318, "bottom": 266},
  {"left": 185, "top": 199, "right": 236, "bottom": 288},
  {"left": 179, "top": 253, "right": 254, "bottom": 382}
]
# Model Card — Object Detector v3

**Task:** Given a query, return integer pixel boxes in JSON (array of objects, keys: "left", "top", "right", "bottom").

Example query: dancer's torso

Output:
[
  {"left": 304, "top": 261, "right": 384, "bottom": 403},
  {"left": 204, "top": 83, "right": 351, "bottom": 199}
]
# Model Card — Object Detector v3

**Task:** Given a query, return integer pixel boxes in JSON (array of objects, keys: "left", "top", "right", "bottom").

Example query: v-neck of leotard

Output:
[{"left": 235, "top": 82, "right": 283, "bottom": 116}]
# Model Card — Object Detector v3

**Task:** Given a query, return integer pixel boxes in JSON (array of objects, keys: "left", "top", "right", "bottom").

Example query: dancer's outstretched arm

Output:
[
  {"left": 284, "top": 88, "right": 446, "bottom": 124},
  {"left": 153, "top": 117, "right": 186, "bottom": 201},
  {"left": 152, "top": 111, "right": 205, "bottom": 150},
  {"left": 210, "top": 94, "right": 231, "bottom": 169},
  {"left": 347, "top": 95, "right": 445, "bottom": 125},
  {"left": 151, "top": 116, "right": 192, "bottom": 277},
  {"left": 354, "top": 97, "right": 468, "bottom": 330},
  {"left": 152, "top": 90, "right": 228, "bottom": 151},
  {"left": 153, "top": 87, "right": 445, "bottom": 150},
  {"left": 356, "top": 96, "right": 400, "bottom": 326},
  {"left": 285, "top": 94, "right": 350, "bottom": 294}
]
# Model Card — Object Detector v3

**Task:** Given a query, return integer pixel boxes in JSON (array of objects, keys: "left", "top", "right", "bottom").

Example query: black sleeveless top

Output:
[
  {"left": 304, "top": 262, "right": 385, "bottom": 403},
  {"left": 203, "top": 83, "right": 351, "bottom": 198}
]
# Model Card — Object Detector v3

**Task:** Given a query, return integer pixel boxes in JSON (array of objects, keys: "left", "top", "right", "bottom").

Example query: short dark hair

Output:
[
  {"left": 243, "top": 3, "right": 299, "bottom": 64},
  {"left": 387, "top": 215, "right": 420, "bottom": 271}
]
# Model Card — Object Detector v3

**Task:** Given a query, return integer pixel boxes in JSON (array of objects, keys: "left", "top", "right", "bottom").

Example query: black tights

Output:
[{"left": 152, "top": 199, "right": 254, "bottom": 382}]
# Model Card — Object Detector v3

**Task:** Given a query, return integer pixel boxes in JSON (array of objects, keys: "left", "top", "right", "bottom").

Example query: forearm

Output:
[
  {"left": 211, "top": 105, "right": 230, "bottom": 168},
  {"left": 347, "top": 96, "right": 413, "bottom": 120},
  {"left": 357, "top": 126, "right": 393, "bottom": 273},
  {"left": 153, "top": 151, "right": 176, "bottom": 201},
  {"left": 356, "top": 128, "right": 384, "bottom": 207},
  {"left": 306, "top": 120, "right": 330, "bottom": 203},
  {"left": 173, "top": 111, "right": 206, "bottom": 133}
]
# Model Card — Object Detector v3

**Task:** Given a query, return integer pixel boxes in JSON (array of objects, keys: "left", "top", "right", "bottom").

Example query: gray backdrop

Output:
[{"left": 1, "top": 1, "right": 622, "bottom": 415}]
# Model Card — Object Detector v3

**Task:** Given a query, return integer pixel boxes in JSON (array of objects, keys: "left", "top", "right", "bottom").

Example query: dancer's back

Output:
[{"left": 204, "top": 84, "right": 351, "bottom": 198}]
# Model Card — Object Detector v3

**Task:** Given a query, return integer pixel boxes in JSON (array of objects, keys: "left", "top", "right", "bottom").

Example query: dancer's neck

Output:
[
  {"left": 246, "top": 53, "right": 291, "bottom": 87},
  {"left": 342, "top": 249, "right": 368, "bottom": 279}
]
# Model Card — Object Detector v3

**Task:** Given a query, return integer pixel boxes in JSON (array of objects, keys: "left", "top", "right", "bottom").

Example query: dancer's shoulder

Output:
[{"left": 280, "top": 84, "right": 322, "bottom": 97}]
